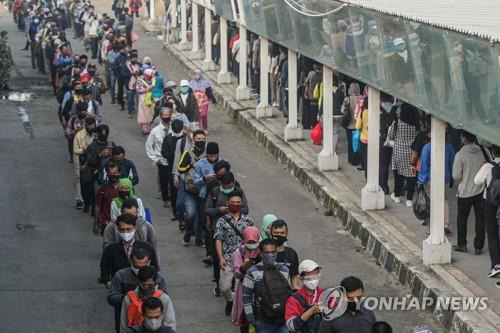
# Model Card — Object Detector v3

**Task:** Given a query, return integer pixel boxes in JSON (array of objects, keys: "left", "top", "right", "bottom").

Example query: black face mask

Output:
[
  {"left": 273, "top": 235, "right": 287, "bottom": 246},
  {"left": 74, "top": 89, "right": 82, "bottom": 95},
  {"left": 97, "top": 134, "right": 108, "bottom": 142},
  {"left": 109, "top": 175, "right": 120, "bottom": 183},
  {"left": 88, "top": 70, "right": 96, "bottom": 77},
  {"left": 161, "top": 117, "right": 171, "bottom": 124},
  {"left": 347, "top": 301, "right": 358, "bottom": 312},
  {"left": 86, "top": 127, "right": 95, "bottom": 134},
  {"left": 77, "top": 113, "right": 86, "bottom": 119},
  {"left": 118, "top": 191, "right": 129, "bottom": 199},
  {"left": 194, "top": 140, "right": 206, "bottom": 152}
]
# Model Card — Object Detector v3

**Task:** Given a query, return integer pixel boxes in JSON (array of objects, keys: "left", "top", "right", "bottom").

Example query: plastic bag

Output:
[
  {"left": 352, "top": 130, "right": 361, "bottom": 153},
  {"left": 413, "top": 185, "right": 430, "bottom": 220},
  {"left": 131, "top": 31, "right": 139, "bottom": 43},
  {"left": 310, "top": 123, "right": 323, "bottom": 145}
]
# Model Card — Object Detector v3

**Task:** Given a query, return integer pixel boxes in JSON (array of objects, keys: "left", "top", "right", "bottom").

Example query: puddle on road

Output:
[{"left": 7, "top": 92, "right": 35, "bottom": 102}]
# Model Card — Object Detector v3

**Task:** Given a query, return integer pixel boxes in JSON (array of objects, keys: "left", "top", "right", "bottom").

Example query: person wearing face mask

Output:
[
  {"left": 100, "top": 214, "right": 159, "bottom": 290},
  {"left": 242, "top": 238, "right": 290, "bottom": 332},
  {"left": 65, "top": 101, "right": 89, "bottom": 161},
  {"left": 126, "top": 53, "right": 141, "bottom": 118},
  {"left": 120, "top": 267, "right": 176, "bottom": 333},
  {"left": 177, "top": 79, "right": 199, "bottom": 124},
  {"left": 214, "top": 189, "right": 254, "bottom": 316},
  {"left": 61, "top": 81, "right": 83, "bottom": 123},
  {"left": 259, "top": 214, "right": 278, "bottom": 242},
  {"left": 125, "top": 297, "right": 175, "bottom": 333},
  {"left": 205, "top": 171, "right": 249, "bottom": 278},
  {"left": 94, "top": 163, "right": 121, "bottom": 235},
  {"left": 285, "top": 260, "right": 324, "bottom": 333},
  {"left": 83, "top": 124, "right": 115, "bottom": 212},
  {"left": 177, "top": 130, "right": 207, "bottom": 246},
  {"left": 111, "top": 178, "right": 146, "bottom": 222},
  {"left": 136, "top": 68, "right": 155, "bottom": 133},
  {"left": 146, "top": 107, "right": 173, "bottom": 208},
  {"left": 104, "top": 198, "right": 159, "bottom": 254},
  {"left": 100, "top": 146, "right": 139, "bottom": 186},
  {"left": 73, "top": 115, "right": 97, "bottom": 209},
  {"left": 112, "top": 46, "right": 129, "bottom": 110},
  {"left": 108, "top": 249, "right": 166, "bottom": 333},
  {"left": 231, "top": 226, "right": 260, "bottom": 332},
  {"left": 318, "top": 276, "right": 376, "bottom": 333},
  {"left": 270, "top": 219, "right": 300, "bottom": 290},
  {"left": 160, "top": 118, "right": 185, "bottom": 218}
]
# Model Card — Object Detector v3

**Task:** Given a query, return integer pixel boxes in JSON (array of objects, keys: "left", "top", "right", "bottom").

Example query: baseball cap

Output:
[
  {"left": 165, "top": 80, "right": 177, "bottom": 88},
  {"left": 180, "top": 79, "right": 190, "bottom": 87},
  {"left": 298, "top": 259, "right": 321, "bottom": 276}
]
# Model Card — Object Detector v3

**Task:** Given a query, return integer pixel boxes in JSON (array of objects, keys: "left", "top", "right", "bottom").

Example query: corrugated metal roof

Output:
[{"left": 340, "top": 0, "right": 500, "bottom": 42}]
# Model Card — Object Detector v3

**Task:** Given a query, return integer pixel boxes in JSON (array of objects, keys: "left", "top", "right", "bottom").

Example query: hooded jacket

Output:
[{"left": 452, "top": 143, "right": 486, "bottom": 198}]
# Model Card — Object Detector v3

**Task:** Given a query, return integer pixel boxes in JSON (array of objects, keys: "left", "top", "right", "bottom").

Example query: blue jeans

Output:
[
  {"left": 109, "top": 72, "right": 117, "bottom": 102},
  {"left": 176, "top": 178, "right": 186, "bottom": 220},
  {"left": 256, "top": 323, "right": 288, "bottom": 333},
  {"left": 184, "top": 192, "right": 202, "bottom": 241},
  {"left": 127, "top": 89, "right": 138, "bottom": 115}
]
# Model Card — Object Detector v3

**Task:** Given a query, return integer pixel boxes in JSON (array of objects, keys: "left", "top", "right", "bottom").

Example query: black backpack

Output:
[
  {"left": 260, "top": 265, "right": 291, "bottom": 324},
  {"left": 290, "top": 293, "right": 322, "bottom": 333},
  {"left": 485, "top": 162, "right": 500, "bottom": 206}
]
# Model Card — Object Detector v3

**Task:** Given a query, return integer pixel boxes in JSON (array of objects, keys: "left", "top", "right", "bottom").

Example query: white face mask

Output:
[
  {"left": 119, "top": 230, "right": 135, "bottom": 242},
  {"left": 303, "top": 275, "right": 321, "bottom": 290},
  {"left": 172, "top": 131, "right": 184, "bottom": 138},
  {"left": 143, "top": 317, "right": 162, "bottom": 331}
]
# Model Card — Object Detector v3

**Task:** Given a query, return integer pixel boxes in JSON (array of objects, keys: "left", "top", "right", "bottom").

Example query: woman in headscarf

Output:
[
  {"left": 345, "top": 82, "right": 362, "bottom": 166},
  {"left": 151, "top": 67, "right": 164, "bottom": 102},
  {"left": 232, "top": 226, "right": 260, "bottom": 331},
  {"left": 259, "top": 214, "right": 278, "bottom": 241},
  {"left": 110, "top": 178, "right": 146, "bottom": 222},
  {"left": 190, "top": 69, "right": 215, "bottom": 132},
  {"left": 389, "top": 103, "right": 419, "bottom": 206},
  {"left": 136, "top": 68, "right": 155, "bottom": 135}
]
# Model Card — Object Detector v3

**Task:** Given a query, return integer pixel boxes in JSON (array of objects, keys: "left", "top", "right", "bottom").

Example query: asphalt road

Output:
[{"left": 0, "top": 6, "right": 443, "bottom": 333}]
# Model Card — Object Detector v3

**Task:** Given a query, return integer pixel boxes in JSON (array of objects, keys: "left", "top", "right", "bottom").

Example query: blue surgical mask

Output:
[
  {"left": 180, "top": 86, "right": 189, "bottom": 94},
  {"left": 261, "top": 252, "right": 277, "bottom": 266}
]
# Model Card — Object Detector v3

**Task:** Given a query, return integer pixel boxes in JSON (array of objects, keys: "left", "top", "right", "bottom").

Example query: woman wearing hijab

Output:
[
  {"left": 136, "top": 68, "right": 155, "bottom": 135},
  {"left": 190, "top": 69, "right": 215, "bottom": 132},
  {"left": 389, "top": 103, "right": 419, "bottom": 206},
  {"left": 259, "top": 214, "right": 278, "bottom": 241},
  {"left": 151, "top": 68, "right": 164, "bottom": 102},
  {"left": 110, "top": 178, "right": 146, "bottom": 222},
  {"left": 232, "top": 226, "right": 260, "bottom": 332}
]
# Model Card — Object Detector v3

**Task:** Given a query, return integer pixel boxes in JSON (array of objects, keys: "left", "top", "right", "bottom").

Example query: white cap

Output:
[
  {"left": 165, "top": 80, "right": 177, "bottom": 88},
  {"left": 180, "top": 79, "right": 190, "bottom": 87},
  {"left": 298, "top": 259, "right": 321, "bottom": 276}
]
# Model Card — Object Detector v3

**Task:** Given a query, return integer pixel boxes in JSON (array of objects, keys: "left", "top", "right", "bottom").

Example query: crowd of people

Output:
[{"left": 3, "top": 0, "right": 499, "bottom": 332}]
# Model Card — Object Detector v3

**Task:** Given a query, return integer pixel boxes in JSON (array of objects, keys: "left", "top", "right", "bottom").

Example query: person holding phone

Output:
[{"left": 231, "top": 226, "right": 260, "bottom": 332}]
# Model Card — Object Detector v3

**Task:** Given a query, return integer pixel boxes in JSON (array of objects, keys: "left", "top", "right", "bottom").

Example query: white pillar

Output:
[
  {"left": 318, "top": 66, "right": 339, "bottom": 170},
  {"left": 361, "top": 86, "right": 385, "bottom": 210},
  {"left": 217, "top": 17, "right": 231, "bottom": 84},
  {"left": 236, "top": 25, "right": 251, "bottom": 100},
  {"left": 189, "top": 2, "right": 203, "bottom": 59},
  {"left": 148, "top": 0, "right": 155, "bottom": 23},
  {"left": 179, "top": 0, "right": 189, "bottom": 50},
  {"left": 256, "top": 37, "right": 272, "bottom": 118},
  {"left": 284, "top": 50, "right": 303, "bottom": 141},
  {"left": 202, "top": 7, "right": 216, "bottom": 71},
  {"left": 423, "top": 116, "right": 451, "bottom": 265}
]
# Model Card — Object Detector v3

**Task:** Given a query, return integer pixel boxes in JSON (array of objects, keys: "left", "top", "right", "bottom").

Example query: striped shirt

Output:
[{"left": 242, "top": 263, "right": 290, "bottom": 325}]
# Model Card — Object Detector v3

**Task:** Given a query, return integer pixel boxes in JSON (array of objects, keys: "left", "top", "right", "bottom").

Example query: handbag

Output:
[
  {"left": 184, "top": 169, "right": 200, "bottom": 194},
  {"left": 340, "top": 98, "right": 351, "bottom": 129},
  {"left": 384, "top": 119, "right": 398, "bottom": 148},
  {"left": 413, "top": 185, "right": 430, "bottom": 220},
  {"left": 352, "top": 130, "right": 361, "bottom": 153}
]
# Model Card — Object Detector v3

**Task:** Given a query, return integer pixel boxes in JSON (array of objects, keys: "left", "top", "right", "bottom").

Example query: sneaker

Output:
[
  {"left": 75, "top": 200, "right": 83, "bottom": 210},
  {"left": 452, "top": 245, "right": 468, "bottom": 253},
  {"left": 224, "top": 301, "right": 233, "bottom": 316},
  {"left": 82, "top": 206, "right": 90, "bottom": 213},
  {"left": 390, "top": 193, "right": 401, "bottom": 203},
  {"left": 195, "top": 239, "right": 204, "bottom": 247},
  {"left": 420, "top": 220, "right": 428, "bottom": 226},
  {"left": 444, "top": 227, "right": 452, "bottom": 235},
  {"left": 212, "top": 286, "right": 221, "bottom": 297},
  {"left": 487, "top": 265, "right": 500, "bottom": 278},
  {"left": 474, "top": 249, "right": 483, "bottom": 255},
  {"left": 182, "top": 235, "right": 190, "bottom": 246},
  {"left": 406, "top": 200, "right": 413, "bottom": 207}
]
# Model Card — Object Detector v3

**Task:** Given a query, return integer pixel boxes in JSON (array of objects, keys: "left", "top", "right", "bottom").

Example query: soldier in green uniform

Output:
[{"left": 0, "top": 31, "right": 14, "bottom": 91}]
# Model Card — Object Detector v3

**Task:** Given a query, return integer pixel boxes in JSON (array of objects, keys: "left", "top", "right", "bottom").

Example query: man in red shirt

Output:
[
  {"left": 285, "top": 260, "right": 324, "bottom": 332},
  {"left": 94, "top": 163, "right": 121, "bottom": 235}
]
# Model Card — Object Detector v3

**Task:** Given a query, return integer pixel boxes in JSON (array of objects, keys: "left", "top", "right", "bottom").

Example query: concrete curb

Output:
[{"left": 162, "top": 43, "right": 500, "bottom": 333}]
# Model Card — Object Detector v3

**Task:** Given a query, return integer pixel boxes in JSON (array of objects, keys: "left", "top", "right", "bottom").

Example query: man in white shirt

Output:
[
  {"left": 146, "top": 108, "right": 172, "bottom": 208},
  {"left": 474, "top": 144, "right": 500, "bottom": 278}
]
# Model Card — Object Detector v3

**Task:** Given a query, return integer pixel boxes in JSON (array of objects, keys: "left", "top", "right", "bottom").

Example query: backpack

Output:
[
  {"left": 485, "top": 162, "right": 500, "bottom": 206},
  {"left": 290, "top": 293, "right": 322, "bottom": 333},
  {"left": 260, "top": 265, "right": 291, "bottom": 324},
  {"left": 126, "top": 290, "right": 164, "bottom": 327}
]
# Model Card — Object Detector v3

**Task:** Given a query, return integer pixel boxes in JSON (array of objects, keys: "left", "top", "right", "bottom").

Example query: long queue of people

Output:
[{"left": 4, "top": 1, "right": 450, "bottom": 333}]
